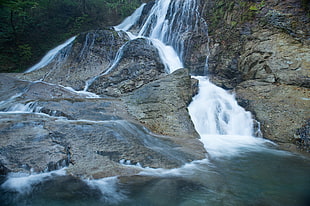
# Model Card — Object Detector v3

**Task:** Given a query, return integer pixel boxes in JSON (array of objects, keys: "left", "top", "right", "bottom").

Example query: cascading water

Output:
[
  {"left": 115, "top": 0, "right": 265, "bottom": 158},
  {"left": 114, "top": 0, "right": 203, "bottom": 73},
  {"left": 25, "top": 36, "right": 76, "bottom": 73},
  {"left": 1, "top": 1, "right": 310, "bottom": 205}
]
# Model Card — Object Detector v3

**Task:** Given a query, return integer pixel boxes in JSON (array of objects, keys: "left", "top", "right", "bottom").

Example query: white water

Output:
[
  {"left": 136, "top": 0, "right": 200, "bottom": 63},
  {"left": 114, "top": 0, "right": 268, "bottom": 159},
  {"left": 86, "top": 177, "right": 127, "bottom": 203},
  {"left": 189, "top": 77, "right": 254, "bottom": 136},
  {"left": 114, "top": 3, "right": 146, "bottom": 32},
  {"left": 25, "top": 36, "right": 76, "bottom": 73},
  {"left": 113, "top": 0, "right": 188, "bottom": 73},
  {"left": 4, "top": 102, "right": 41, "bottom": 113},
  {"left": 1, "top": 168, "right": 66, "bottom": 194},
  {"left": 1, "top": 1, "right": 306, "bottom": 205},
  {"left": 188, "top": 77, "right": 270, "bottom": 158}
]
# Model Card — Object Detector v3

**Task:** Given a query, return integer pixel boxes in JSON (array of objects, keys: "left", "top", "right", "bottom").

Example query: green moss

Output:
[{"left": 249, "top": 6, "right": 258, "bottom": 11}]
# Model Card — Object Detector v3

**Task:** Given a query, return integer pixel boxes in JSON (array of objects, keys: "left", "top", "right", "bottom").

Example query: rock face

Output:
[
  {"left": 15, "top": 29, "right": 130, "bottom": 90},
  {"left": 123, "top": 68, "right": 199, "bottom": 138},
  {"left": 236, "top": 80, "right": 310, "bottom": 152},
  {"left": 201, "top": 0, "right": 310, "bottom": 153},
  {"left": 0, "top": 25, "right": 207, "bottom": 179},
  {"left": 88, "top": 38, "right": 166, "bottom": 97},
  {"left": 239, "top": 30, "right": 310, "bottom": 87},
  {"left": 0, "top": 62, "right": 205, "bottom": 178}
]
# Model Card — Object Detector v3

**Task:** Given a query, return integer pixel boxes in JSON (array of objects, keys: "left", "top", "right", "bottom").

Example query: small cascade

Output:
[
  {"left": 82, "top": 41, "right": 130, "bottom": 91},
  {"left": 3, "top": 102, "right": 41, "bottom": 113},
  {"left": 113, "top": 0, "right": 204, "bottom": 73},
  {"left": 25, "top": 36, "right": 76, "bottom": 73},
  {"left": 188, "top": 77, "right": 268, "bottom": 158},
  {"left": 136, "top": 0, "right": 200, "bottom": 63},
  {"left": 114, "top": 3, "right": 147, "bottom": 32},
  {"left": 188, "top": 77, "right": 254, "bottom": 136}
]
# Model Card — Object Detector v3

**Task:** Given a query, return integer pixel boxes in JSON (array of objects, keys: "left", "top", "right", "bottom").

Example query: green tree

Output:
[{"left": 0, "top": 0, "right": 149, "bottom": 72}]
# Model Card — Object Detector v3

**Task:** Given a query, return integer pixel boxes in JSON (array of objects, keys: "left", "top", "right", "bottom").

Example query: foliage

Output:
[
  {"left": 0, "top": 0, "right": 146, "bottom": 72},
  {"left": 204, "top": 0, "right": 263, "bottom": 34},
  {"left": 249, "top": 5, "right": 258, "bottom": 11}
]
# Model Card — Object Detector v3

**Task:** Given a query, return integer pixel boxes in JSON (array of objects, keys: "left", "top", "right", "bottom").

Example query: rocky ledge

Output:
[
  {"left": 202, "top": 0, "right": 310, "bottom": 154},
  {"left": 0, "top": 28, "right": 206, "bottom": 178}
]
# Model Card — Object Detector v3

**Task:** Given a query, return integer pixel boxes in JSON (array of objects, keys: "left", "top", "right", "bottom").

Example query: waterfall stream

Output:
[
  {"left": 1, "top": 1, "right": 310, "bottom": 205},
  {"left": 25, "top": 36, "right": 76, "bottom": 73},
  {"left": 114, "top": 0, "right": 267, "bottom": 158}
]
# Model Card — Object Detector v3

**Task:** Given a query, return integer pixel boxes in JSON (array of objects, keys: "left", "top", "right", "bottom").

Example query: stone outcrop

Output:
[
  {"left": 123, "top": 68, "right": 199, "bottom": 138},
  {"left": 0, "top": 26, "right": 207, "bottom": 178},
  {"left": 0, "top": 67, "right": 205, "bottom": 178},
  {"left": 88, "top": 38, "right": 166, "bottom": 97},
  {"left": 201, "top": 0, "right": 310, "bottom": 153},
  {"left": 14, "top": 29, "right": 130, "bottom": 90},
  {"left": 239, "top": 30, "right": 310, "bottom": 87},
  {"left": 236, "top": 80, "right": 310, "bottom": 152}
]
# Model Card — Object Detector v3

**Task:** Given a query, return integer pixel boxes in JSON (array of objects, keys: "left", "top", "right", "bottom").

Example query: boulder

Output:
[
  {"left": 88, "top": 38, "right": 166, "bottom": 97},
  {"left": 236, "top": 80, "right": 310, "bottom": 153},
  {"left": 123, "top": 68, "right": 200, "bottom": 139}
]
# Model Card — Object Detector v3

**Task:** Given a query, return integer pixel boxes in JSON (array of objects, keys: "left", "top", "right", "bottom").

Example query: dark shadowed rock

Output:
[
  {"left": 294, "top": 119, "right": 310, "bottom": 152},
  {"left": 88, "top": 38, "right": 166, "bottom": 97}
]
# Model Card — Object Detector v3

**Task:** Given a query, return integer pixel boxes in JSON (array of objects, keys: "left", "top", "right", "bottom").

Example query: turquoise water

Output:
[{"left": 1, "top": 148, "right": 309, "bottom": 206}]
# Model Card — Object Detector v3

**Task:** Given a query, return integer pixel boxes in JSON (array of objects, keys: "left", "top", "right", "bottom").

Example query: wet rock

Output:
[
  {"left": 184, "top": 32, "right": 209, "bottom": 76},
  {"left": 88, "top": 38, "right": 166, "bottom": 97},
  {"left": 201, "top": 0, "right": 310, "bottom": 153},
  {"left": 235, "top": 80, "right": 310, "bottom": 153},
  {"left": 123, "top": 68, "right": 200, "bottom": 139},
  {"left": 0, "top": 71, "right": 206, "bottom": 178},
  {"left": 0, "top": 163, "right": 9, "bottom": 176},
  {"left": 0, "top": 111, "right": 204, "bottom": 178},
  {"left": 0, "top": 113, "right": 67, "bottom": 173},
  {"left": 294, "top": 119, "right": 310, "bottom": 152},
  {"left": 14, "top": 29, "right": 130, "bottom": 90}
]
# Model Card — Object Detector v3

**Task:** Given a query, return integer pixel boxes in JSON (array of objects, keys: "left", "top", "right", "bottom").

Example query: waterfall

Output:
[
  {"left": 115, "top": 0, "right": 264, "bottom": 158},
  {"left": 114, "top": 0, "right": 202, "bottom": 73},
  {"left": 136, "top": 0, "right": 200, "bottom": 63},
  {"left": 22, "top": 0, "right": 265, "bottom": 158}
]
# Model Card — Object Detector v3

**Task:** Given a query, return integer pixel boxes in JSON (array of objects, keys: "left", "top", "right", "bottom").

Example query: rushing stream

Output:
[{"left": 1, "top": 0, "right": 310, "bottom": 205}]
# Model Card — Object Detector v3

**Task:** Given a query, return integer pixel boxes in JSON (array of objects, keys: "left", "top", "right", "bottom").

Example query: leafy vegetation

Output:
[
  {"left": 204, "top": 0, "right": 261, "bottom": 34},
  {"left": 0, "top": 0, "right": 147, "bottom": 72}
]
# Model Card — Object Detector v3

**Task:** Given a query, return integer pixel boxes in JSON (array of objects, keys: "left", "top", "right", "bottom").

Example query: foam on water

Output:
[
  {"left": 85, "top": 177, "right": 127, "bottom": 203},
  {"left": 188, "top": 77, "right": 278, "bottom": 158},
  {"left": 1, "top": 168, "right": 66, "bottom": 194}
]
